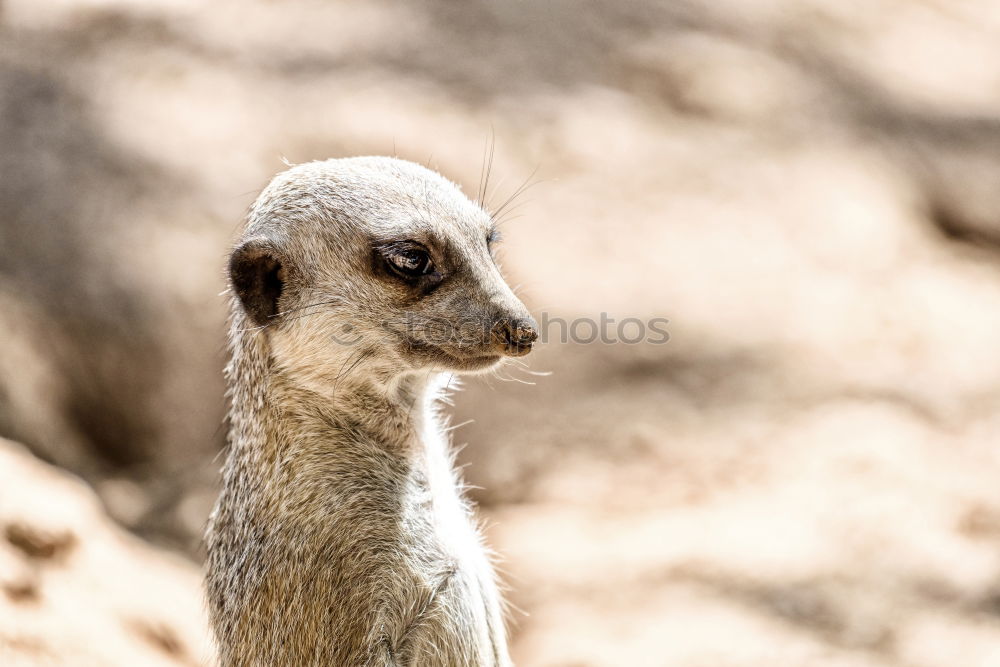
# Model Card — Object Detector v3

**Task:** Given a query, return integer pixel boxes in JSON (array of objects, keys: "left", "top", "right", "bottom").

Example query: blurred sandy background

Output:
[{"left": 2, "top": 0, "right": 1000, "bottom": 665}]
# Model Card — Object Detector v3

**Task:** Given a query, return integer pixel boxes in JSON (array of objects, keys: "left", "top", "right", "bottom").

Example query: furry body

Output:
[{"left": 206, "top": 158, "right": 531, "bottom": 666}]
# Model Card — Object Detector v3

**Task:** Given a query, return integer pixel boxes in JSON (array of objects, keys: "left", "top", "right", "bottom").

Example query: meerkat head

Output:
[{"left": 228, "top": 157, "right": 537, "bottom": 389}]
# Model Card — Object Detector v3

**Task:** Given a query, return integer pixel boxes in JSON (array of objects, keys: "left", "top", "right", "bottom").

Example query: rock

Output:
[{"left": 0, "top": 438, "right": 214, "bottom": 666}]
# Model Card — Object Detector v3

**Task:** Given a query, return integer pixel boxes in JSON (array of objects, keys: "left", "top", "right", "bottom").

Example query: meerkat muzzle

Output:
[{"left": 494, "top": 316, "right": 538, "bottom": 357}]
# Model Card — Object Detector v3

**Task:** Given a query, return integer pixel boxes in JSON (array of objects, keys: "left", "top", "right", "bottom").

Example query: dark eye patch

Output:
[
  {"left": 487, "top": 228, "right": 502, "bottom": 245},
  {"left": 373, "top": 240, "right": 443, "bottom": 291}
]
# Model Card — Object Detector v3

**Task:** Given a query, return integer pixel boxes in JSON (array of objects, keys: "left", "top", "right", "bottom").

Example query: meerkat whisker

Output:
[
  {"left": 442, "top": 419, "right": 474, "bottom": 433},
  {"left": 270, "top": 297, "right": 347, "bottom": 318},
  {"left": 477, "top": 128, "right": 496, "bottom": 208},
  {"left": 490, "top": 166, "right": 540, "bottom": 221}
]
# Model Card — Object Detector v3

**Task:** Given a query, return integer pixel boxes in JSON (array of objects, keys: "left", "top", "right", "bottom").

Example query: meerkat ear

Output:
[{"left": 229, "top": 237, "right": 288, "bottom": 327}]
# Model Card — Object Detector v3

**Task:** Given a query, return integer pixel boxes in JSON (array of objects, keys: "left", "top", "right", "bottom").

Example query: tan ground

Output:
[
  {"left": 2, "top": 0, "right": 1000, "bottom": 665},
  {"left": 0, "top": 438, "right": 214, "bottom": 666}
]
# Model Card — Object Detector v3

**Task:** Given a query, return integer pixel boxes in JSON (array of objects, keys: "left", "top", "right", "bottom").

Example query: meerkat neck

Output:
[
  {"left": 211, "top": 320, "right": 507, "bottom": 666},
  {"left": 226, "top": 326, "right": 447, "bottom": 469}
]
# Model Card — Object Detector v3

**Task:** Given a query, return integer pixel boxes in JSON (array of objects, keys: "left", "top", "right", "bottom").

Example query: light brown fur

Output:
[{"left": 205, "top": 157, "right": 535, "bottom": 666}]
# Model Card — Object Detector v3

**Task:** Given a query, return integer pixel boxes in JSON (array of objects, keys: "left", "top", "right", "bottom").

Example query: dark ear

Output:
[{"left": 229, "top": 238, "right": 287, "bottom": 327}]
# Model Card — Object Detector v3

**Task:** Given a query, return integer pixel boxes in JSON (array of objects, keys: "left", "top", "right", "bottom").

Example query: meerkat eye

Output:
[
  {"left": 487, "top": 229, "right": 502, "bottom": 245},
  {"left": 382, "top": 245, "right": 434, "bottom": 279}
]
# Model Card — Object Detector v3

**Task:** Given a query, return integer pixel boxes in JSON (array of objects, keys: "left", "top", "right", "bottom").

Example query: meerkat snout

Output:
[{"left": 493, "top": 315, "right": 538, "bottom": 357}]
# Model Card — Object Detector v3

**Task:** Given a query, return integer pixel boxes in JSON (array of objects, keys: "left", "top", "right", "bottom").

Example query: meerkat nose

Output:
[{"left": 497, "top": 316, "right": 538, "bottom": 356}]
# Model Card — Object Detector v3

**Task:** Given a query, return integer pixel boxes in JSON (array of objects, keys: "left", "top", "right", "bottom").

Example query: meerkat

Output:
[{"left": 205, "top": 157, "right": 537, "bottom": 666}]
